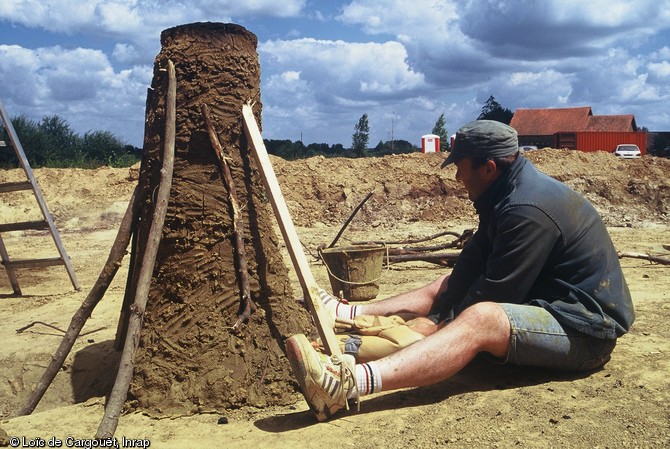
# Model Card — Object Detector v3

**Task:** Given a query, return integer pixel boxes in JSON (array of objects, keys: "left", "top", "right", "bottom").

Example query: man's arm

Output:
[
  {"left": 464, "top": 205, "right": 561, "bottom": 306},
  {"left": 427, "top": 228, "right": 489, "bottom": 322}
]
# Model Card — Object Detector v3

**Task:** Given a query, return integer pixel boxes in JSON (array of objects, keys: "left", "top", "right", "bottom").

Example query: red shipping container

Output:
[{"left": 555, "top": 131, "right": 647, "bottom": 155}]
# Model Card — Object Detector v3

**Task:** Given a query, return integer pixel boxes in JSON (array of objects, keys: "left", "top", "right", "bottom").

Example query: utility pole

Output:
[{"left": 391, "top": 111, "right": 395, "bottom": 152}]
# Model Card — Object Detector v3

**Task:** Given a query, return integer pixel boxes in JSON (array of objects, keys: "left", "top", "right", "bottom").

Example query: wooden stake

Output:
[
  {"left": 201, "top": 103, "right": 256, "bottom": 329},
  {"left": 95, "top": 59, "right": 176, "bottom": 439},
  {"left": 17, "top": 185, "right": 139, "bottom": 416},
  {"left": 354, "top": 229, "right": 474, "bottom": 247},
  {"left": 242, "top": 103, "right": 341, "bottom": 356},
  {"left": 328, "top": 190, "right": 374, "bottom": 248}
]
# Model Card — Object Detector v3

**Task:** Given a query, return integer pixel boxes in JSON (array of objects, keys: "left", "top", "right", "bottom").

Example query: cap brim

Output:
[{"left": 440, "top": 152, "right": 456, "bottom": 168}]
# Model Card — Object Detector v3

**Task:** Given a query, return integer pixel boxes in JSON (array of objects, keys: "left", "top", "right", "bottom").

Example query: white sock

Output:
[
  {"left": 318, "top": 288, "right": 360, "bottom": 320},
  {"left": 355, "top": 362, "right": 383, "bottom": 396}
]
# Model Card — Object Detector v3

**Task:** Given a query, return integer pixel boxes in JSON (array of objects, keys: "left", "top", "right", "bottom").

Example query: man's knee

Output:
[
  {"left": 460, "top": 301, "right": 509, "bottom": 324},
  {"left": 421, "top": 273, "right": 450, "bottom": 299},
  {"left": 458, "top": 302, "right": 511, "bottom": 356}
]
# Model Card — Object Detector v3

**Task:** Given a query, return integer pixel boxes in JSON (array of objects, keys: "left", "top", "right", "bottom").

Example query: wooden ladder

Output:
[{"left": 0, "top": 99, "right": 80, "bottom": 295}]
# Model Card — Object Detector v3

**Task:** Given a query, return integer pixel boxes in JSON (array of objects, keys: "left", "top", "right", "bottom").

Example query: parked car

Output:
[
  {"left": 614, "top": 144, "right": 641, "bottom": 159},
  {"left": 519, "top": 145, "right": 538, "bottom": 153}
]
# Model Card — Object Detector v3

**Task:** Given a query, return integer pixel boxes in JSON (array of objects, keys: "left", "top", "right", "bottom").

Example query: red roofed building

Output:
[
  {"left": 509, "top": 106, "right": 645, "bottom": 154},
  {"left": 584, "top": 114, "right": 637, "bottom": 132}
]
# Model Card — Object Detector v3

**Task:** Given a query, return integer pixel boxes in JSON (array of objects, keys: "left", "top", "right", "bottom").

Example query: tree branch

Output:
[
  {"left": 201, "top": 103, "right": 255, "bottom": 330},
  {"left": 96, "top": 59, "right": 176, "bottom": 439}
]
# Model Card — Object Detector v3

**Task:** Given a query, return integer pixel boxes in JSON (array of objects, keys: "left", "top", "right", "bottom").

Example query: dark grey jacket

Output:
[{"left": 430, "top": 156, "right": 634, "bottom": 339}]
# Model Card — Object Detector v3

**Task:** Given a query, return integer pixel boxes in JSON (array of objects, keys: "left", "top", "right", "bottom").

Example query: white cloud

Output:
[
  {"left": 0, "top": 0, "right": 98, "bottom": 33},
  {"left": 97, "top": 1, "right": 145, "bottom": 34},
  {"left": 260, "top": 38, "right": 425, "bottom": 101},
  {"left": 0, "top": 0, "right": 306, "bottom": 34},
  {"left": 0, "top": 1, "right": 308, "bottom": 64},
  {"left": 2, "top": 0, "right": 670, "bottom": 146},
  {"left": 648, "top": 61, "right": 670, "bottom": 78},
  {"left": 112, "top": 43, "right": 140, "bottom": 63},
  {"left": 258, "top": 37, "right": 431, "bottom": 143},
  {"left": 338, "top": 0, "right": 458, "bottom": 37},
  {"left": 0, "top": 43, "right": 151, "bottom": 144}
]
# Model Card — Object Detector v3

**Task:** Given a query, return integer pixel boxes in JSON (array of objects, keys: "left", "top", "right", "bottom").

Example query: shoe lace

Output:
[{"left": 332, "top": 355, "right": 360, "bottom": 412}]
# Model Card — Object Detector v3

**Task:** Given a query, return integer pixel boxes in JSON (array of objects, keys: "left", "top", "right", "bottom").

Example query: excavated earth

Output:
[{"left": 0, "top": 149, "right": 669, "bottom": 448}]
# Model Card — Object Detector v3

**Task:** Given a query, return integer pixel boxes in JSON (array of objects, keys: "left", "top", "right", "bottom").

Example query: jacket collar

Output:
[{"left": 473, "top": 155, "right": 526, "bottom": 215}]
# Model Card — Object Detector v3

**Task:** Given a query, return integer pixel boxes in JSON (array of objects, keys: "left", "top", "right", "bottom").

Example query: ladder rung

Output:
[
  {"left": 0, "top": 181, "right": 32, "bottom": 193},
  {"left": 1, "top": 99, "right": 80, "bottom": 293},
  {"left": 2, "top": 258, "right": 66, "bottom": 269},
  {"left": 0, "top": 220, "right": 49, "bottom": 232}
]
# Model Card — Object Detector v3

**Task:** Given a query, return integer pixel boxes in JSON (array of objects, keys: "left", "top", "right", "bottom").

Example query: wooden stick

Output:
[
  {"left": 16, "top": 321, "right": 106, "bottom": 336},
  {"left": 386, "top": 252, "right": 460, "bottom": 266},
  {"left": 389, "top": 242, "right": 467, "bottom": 253},
  {"left": 114, "top": 219, "right": 140, "bottom": 351},
  {"left": 328, "top": 190, "right": 374, "bottom": 248},
  {"left": 242, "top": 103, "right": 341, "bottom": 356},
  {"left": 201, "top": 103, "right": 256, "bottom": 329},
  {"left": 96, "top": 59, "right": 176, "bottom": 439},
  {"left": 17, "top": 185, "right": 139, "bottom": 416},
  {"left": 618, "top": 251, "right": 670, "bottom": 265},
  {"left": 354, "top": 229, "right": 474, "bottom": 246}
]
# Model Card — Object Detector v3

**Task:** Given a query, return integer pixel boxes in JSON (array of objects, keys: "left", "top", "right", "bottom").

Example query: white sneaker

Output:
[{"left": 286, "top": 334, "right": 358, "bottom": 421}]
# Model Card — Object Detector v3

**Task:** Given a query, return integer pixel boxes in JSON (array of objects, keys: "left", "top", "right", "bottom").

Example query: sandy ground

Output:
[{"left": 1, "top": 152, "right": 669, "bottom": 448}]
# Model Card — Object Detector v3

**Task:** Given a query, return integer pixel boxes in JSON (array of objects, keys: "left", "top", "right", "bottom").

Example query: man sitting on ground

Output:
[{"left": 285, "top": 120, "right": 635, "bottom": 422}]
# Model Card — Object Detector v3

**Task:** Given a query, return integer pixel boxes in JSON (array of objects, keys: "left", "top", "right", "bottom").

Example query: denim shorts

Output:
[{"left": 499, "top": 303, "right": 617, "bottom": 372}]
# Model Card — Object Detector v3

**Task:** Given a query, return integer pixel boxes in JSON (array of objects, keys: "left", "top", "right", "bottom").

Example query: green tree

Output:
[
  {"left": 1, "top": 115, "right": 42, "bottom": 166},
  {"left": 371, "top": 139, "right": 417, "bottom": 156},
  {"left": 272, "top": 140, "right": 306, "bottom": 160},
  {"left": 351, "top": 113, "right": 370, "bottom": 156},
  {"left": 431, "top": 113, "right": 450, "bottom": 151},
  {"left": 1, "top": 114, "right": 136, "bottom": 168},
  {"left": 477, "top": 95, "right": 513, "bottom": 124},
  {"left": 82, "top": 130, "right": 128, "bottom": 166},
  {"left": 38, "top": 115, "right": 82, "bottom": 165}
]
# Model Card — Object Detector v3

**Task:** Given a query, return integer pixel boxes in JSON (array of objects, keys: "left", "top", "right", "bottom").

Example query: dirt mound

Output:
[
  {"left": 0, "top": 166, "right": 135, "bottom": 233},
  {"left": 1, "top": 149, "right": 669, "bottom": 448},
  {"left": 3, "top": 150, "right": 667, "bottom": 237},
  {"left": 271, "top": 150, "right": 670, "bottom": 229}
]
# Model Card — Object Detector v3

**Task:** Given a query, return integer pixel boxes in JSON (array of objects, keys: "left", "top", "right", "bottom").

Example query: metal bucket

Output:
[{"left": 319, "top": 244, "right": 386, "bottom": 301}]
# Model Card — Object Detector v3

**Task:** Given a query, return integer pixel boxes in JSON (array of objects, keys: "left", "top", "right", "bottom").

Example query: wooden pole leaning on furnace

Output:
[
  {"left": 241, "top": 103, "right": 341, "bottom": 356},
  {"left": 96, "top": 59, "right": 176, "bottom": 439},
  {"left": 17, "top": 185, "right": 140, "bottom": 416}
]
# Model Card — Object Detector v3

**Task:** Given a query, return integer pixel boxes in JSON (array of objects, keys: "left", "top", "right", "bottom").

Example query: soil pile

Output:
[
  {"left": 271, "top": 150, "right": 670, "bottom": 229},
  {"left": 0, "top": 150, "right": 669, "bottom": 448}
]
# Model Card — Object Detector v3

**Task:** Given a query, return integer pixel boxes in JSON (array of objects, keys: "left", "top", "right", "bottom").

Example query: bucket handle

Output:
[{"left": 317, "top": 244, "right": 389, "bottom": 286}]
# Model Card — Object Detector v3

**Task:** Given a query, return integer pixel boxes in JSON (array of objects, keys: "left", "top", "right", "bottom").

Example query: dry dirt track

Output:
[{"left": 1, "top": 150, "right": 669, "bottom": 448}]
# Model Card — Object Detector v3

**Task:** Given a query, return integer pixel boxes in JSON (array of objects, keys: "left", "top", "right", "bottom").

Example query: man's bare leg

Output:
[
  {"left": 284, "top": 300, "right": 512, "bottom": 421},
  {"left": 319, "top": 274, "right": 449, "bottom": 337},
  {"left": 359, "top": 273, "right": 450, "bottom": 317},
  {"left": 374, "top": 301, "right": 511, "bottom": 390}
]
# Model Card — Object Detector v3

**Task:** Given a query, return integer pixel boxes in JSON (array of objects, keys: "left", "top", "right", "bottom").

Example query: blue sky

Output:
[{"left": 1, "top": 0, "right": 670, "bottom": 148}]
